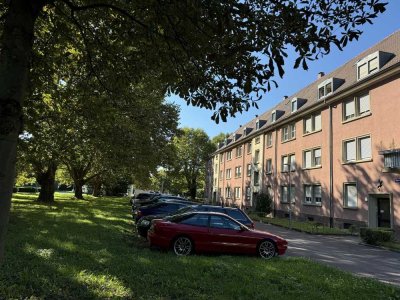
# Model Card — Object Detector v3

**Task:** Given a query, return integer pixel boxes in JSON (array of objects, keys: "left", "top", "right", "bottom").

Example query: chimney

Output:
[
  {"left": 283, "top": 96, "right": 288, "bottom": 101},
  {"left": 317, "top": 72, "right": 325, "bottom": 79},
  {"left": 255, "top": 115, "right": 258, "bottom": 118},
  {"left": 239, "top": 125, "right": 242, "bottom": 127}
]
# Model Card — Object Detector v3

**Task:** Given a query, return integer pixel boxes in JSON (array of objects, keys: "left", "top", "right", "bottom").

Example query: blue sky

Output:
[{"left": 168, "top": 2, "right": 400, "bottom": 138}]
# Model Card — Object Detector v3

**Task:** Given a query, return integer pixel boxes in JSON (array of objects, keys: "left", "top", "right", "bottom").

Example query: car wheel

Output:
[
  {"left": 258, "top": 240, "right": 276, "bottom": 259},
  {"left": 173, "top": 236, "right": 193, "bottom": 256}
]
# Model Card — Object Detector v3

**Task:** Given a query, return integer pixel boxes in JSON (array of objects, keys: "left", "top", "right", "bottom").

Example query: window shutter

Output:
[
  {"left": 314, "top": 114, "right": 321, "bottom": 131},
  {"left": 345, "top": 140, "right": 356, "bottom": 161},
  {"left": 346, "top": 185, "right": 357, "bottom": 207},
  {"left": 358, "top": 63, "right": 368, "bottom": 79},
  {"left": 359, "top": 136, "right": 371, "bottom": 159},
  {"left": 345, "top": 100, "right": 355, "bottom": 119},
  {"left": 359, "top": 94, "right": 370, "bottom": 114}
]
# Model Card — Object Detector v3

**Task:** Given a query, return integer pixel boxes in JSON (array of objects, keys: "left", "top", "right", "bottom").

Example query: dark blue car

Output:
[{"left": 134, "top": 201, "right": 194, "bottom": 223}]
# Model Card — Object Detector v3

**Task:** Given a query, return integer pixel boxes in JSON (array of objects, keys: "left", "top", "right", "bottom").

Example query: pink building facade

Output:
[{"left": 210, "top": 31, "right": 400, "bottom": 237}]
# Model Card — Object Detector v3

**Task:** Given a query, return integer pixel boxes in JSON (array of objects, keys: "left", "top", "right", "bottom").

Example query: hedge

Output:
[{"left": 360, "top": 227, "right": 395, "bottom": 245}]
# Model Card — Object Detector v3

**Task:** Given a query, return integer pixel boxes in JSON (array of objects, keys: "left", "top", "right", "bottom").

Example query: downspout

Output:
[
  {"left": 329, "top": 105, "right": 334, "bottom": 228},
  {"left": 274, "top": 129, "right": 278, "bottom": 217},
  {"left": 242, "top": 145, "right": 246, "bottom": 208}
]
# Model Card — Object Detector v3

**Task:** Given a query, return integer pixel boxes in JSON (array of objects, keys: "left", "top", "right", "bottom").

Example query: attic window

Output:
[
  {"left": 356, "top": 51, "right": 392, "bottom": 80},
  {"left": 271, "top": 111, "right": 276, "bottom": 123},
  {"left": 291, "top": 99, "right": 297, "bottom": 113},
  {"left": 318, "top": 79, "right": 333, "bottom": 99}
]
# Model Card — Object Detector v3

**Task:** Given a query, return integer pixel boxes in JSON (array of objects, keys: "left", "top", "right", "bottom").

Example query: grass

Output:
[
  {"left": 380, "top": 241, "right": 400, "bottom": 252},
  {"left": 0, "top": 193, "right": 398, "bottom": 299},
  {"left": 250, "top": 213, "right": 353, "bottom": 235}
]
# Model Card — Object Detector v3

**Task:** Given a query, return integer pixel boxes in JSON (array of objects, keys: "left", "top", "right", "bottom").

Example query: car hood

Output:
[{"left": 246, "top": 229, "right": 287, "bottom": 242}]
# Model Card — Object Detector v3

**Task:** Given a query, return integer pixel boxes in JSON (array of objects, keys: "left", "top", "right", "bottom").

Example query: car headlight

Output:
[{"left": 141, "top": 220, "right": 150, "bottom": 226}]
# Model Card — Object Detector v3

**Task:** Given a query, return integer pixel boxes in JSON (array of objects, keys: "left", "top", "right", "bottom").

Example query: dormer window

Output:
[
  {"left": 318, "top": 79, "right": 333, "bottom": 99},
  {"left": 243, "top": 128, "right": 247, "bottom": 137},
  {"left": 271, "top": 111, "right": 276, "bottom": 123},
  {"left": 357, "top": 51, "right": 392, "bottom": 81},
  {"left": 317, "top": 78, "right": 344, "bottom": 100},
  {"left": 255, "top": 120, "right": 260, "bottom": 130},
  {"left": 291, "top": 99, "right": 297, "bottom": 113}
]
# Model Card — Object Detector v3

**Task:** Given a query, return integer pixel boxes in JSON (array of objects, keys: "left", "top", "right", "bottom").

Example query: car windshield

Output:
[{"left": 226, "top": 210, "right": 247, "bottom": 222}]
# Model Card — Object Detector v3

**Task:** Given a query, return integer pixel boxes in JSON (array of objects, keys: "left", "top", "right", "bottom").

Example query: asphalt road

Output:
[{"left": 255, "top": 222, "right": 400, "bottom": 287}]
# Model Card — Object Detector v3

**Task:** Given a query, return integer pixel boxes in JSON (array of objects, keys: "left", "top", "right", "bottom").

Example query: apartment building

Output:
[{"left": 210, "top": 30, "right": 400, "bottom": 236}]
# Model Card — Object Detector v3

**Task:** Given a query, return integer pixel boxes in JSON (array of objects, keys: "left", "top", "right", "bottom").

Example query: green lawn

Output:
[
  {"left": 0, "top": 194, "right": 399, "bottom": 299},
  {"left": 249, "top": 213, "right": 353, "bottom": 235}
]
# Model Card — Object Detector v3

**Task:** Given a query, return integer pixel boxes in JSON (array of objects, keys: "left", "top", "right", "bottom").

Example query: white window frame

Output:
[
  {"left": 303, "top": 147, "right": 322, "bottom": 169},
  {"left": 281, "top": 123, "right": 296, "bottom": 142},
  {"left": 281, "top": 153, "right": 295, "bottom": 172},
  {"left": 318, "top": 78, "right": 333, "bottom": 100},
  {"left": 227, "top": 151, "right": 232, "bottom": 160},
  {"left": 343, "top": 135, "right": 372, "bottom": 163},
  {"left": 225, "top": 186, "right": 232, "bottom": 199},
  {"left": 357, "top": 51, "right": 380, "bottom": 80},
  {"left": 303, "top": 112, "right": 322, "bottom": 134},
  {"left": 234, "top": 166, "right": 242, "bottom": 178},
  {"left": 303, "top": 184, "right": 322, "bottom": 205},
  {"left": 280, "top": 185, "right": 295, "bottom": 203},
  {"left": 271, "top": 111, "right": 276, "bottom": 123},
  {"left": 255, "top": 120, "right": 260, "bottom": 130},
  {"left": 247, "top": 142, "right": 252, "bottom": 154},
  {"left": 291, "top": 98, "right": 297, "bottom": 113},
  {"left": 226, "top": 168, "right": 231, "bottom": 179},
  {"left": 343, "top": 93, "right": 371, "bottom": 121},
  {"left": 266, "top": 132, "right": 273, "bottom": 147},
  {"left": 343, "top": 182, "right": 358, "bottom": 208},
  {"left": 266, "top": 159, "right": 272, "bottom": 174},
  {"left": 236, "top": 146, "right": 242, "bottom": 158},
  {"left": 234, "top": 187, "right": 241, "bottom": 199}
]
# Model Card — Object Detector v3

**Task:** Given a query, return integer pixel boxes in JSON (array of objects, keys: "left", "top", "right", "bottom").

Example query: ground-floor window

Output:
[
  {"left": 344, "top": 183, "right": 357, "bottom": 208},
  {"left": 234, "top": 187, "right": 241, "bottom": 199},
  {"left": 280, "top": 185, "right": 295, "bottom": 203},
  {"left": 304, "top": 185, "right": 322, "bottom": 205}
]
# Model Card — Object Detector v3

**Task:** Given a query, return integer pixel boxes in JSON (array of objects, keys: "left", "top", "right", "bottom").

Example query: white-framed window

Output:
[
  {"left": 281, "top": 154, "right": 296, "bottom": 172},
  {"left": 226, "top": 168, "right": 231, "bottom": 179},
  {"left": 266, "top": 159, "right": 272, "bottom": 174},
  {"left": 291, "top": 98, "right": 298, "bottom": 113},
  {"left": 254, "top": 150, "right": 260, "bottom": 164},
  {"left": 304, "top": 185, "right": 322, "bottom": 205},
  {"left": 255, "top": 136, "right": 260, "bottom": 144},
  {"left": 255, "top": 120, "right": 260, "bottom": 130},
  {"left": 247, "top": 164, "right": 251, "bottom": 177},
  {"left": 247, "top": 142, "right": 252, "bottom": 154},
  {"left": 344, "top": 183, "right": 357, "bottom": 208},
  {"left": 234, "top": 187, "right": 241, "bottom": 199},
  {"left": 281, "top": 124, "right": 296, "bottom": 142},
  {"left": 253, "top": 170, "right": 260, "bottom": 186},
  {"left": 271, "top": 111, "right": 276, "bottom": 123},
  {"left": 245, "top": 186, "right": 251, "bottom": 200},
  {"left": 343, "top": 135, "right": 371, "bottom": 163},
  {"left": 266, "top": 132, "right": 273, "bottom": 147},
  {"left": 303, "top": 147, "right": 321, "bottom": 169},
  {"left": 318, "top": 78, "right": 333, "bottom": 99},
  {"left": 357, "top": 52, "right": 380, "bottom": 80},
  {"left": 227, "top": 151, "right": 232, "bottom": 160},
  {"left": 235, "top": 146, "right": 242, "bottom": 158},
  {"left": 225, "top": 187, "right": 232, "bottom": 198},
  {"left": 382, "top": 151, "right": 400, "bottom": 169},
  {"left": 281, "top": 185, "right": 295, "bottom": 203},
  {"left": 304, "top": 113, "right": 322, "bottom": 134},
  {"left": 343, "top": 94, "right": 370, "bottom": 121},
  {"left": 234, "top": 166, "right": 242, "bottom": 178}
]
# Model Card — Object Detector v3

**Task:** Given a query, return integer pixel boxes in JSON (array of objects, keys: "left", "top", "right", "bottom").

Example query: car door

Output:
[
  {"left": 176, "top": 214, "right": 210, "bottom": 251},
  {"left": 208, "top": 215, "right": 248, "bottom": 253}
]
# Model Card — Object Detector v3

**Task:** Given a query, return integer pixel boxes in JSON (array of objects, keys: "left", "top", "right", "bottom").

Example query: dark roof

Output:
[{"left": 217, "top": 30, "right": 400, "bottom": 152}]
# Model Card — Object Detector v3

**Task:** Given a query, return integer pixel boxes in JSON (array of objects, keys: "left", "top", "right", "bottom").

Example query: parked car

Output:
[
  {"left": 136, "top": 204, "right": 254, "bottom": 238},
  {"left": 130, "top": 192, "right": 158, "bottom": 205},
  {"left": 148, "top": 212, "right": 288, "bottom": 259},
  {"left": 132, "top": 195, "right": 186, "bottom": 210},
  {"left": 134, "top": 201, "right": 194, "bottom": 223}
]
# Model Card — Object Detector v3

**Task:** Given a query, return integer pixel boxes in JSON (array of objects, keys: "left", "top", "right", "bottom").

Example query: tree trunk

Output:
[
  {"left": 189, "top": 181, "right": 197, "bottom": 200},
  {"left": 0, "top": 1, "right": 41, "bottom": 264},
  {"left": 92, "top": 177, "right": 102, "bottom": 197},
  {"left": 74, "top": 181, "right": 84, "bottom": 199},
  {"left": 36, "top": 162, "right": 57, "bottom": 203}
]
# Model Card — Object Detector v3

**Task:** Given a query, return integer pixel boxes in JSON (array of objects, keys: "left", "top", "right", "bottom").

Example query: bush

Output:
[
  {"left": 15, "top": 186, "right": 39, "bottom": 193},
  {"left": 360, "top": 227, "right": 395, "bottom": 245},
  {"left": 255, "top": 193, "right": 273, "bottom": 217}
]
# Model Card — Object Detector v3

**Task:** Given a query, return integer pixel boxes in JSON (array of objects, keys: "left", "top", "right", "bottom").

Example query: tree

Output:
[
  {"left": 169, "top": 128, "right": 214, "bottom": 200},
  {"left": 255, "top": 193, "right": 273, "bottom": 217},
  {"left": 0, "top": 0, "right": 387, "bottom": 262},
  {"left": 211, "top": 133, "right": 231, "bottom": 148}
]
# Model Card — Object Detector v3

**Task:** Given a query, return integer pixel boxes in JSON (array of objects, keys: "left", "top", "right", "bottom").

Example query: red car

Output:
[{"left": 148, "top": 212, "right": 288, "bottom": 259}]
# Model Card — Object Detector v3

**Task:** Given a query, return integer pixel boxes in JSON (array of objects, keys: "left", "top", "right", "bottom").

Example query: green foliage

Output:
[
  {"left": 1, "top": 193, "right": 399, "bottom": 299},
  {"left": 360, "top": 228, "right": 395, "bottom": 245},
  {"left": 255, "top": 193, "right": 273, "bottom": 216}
]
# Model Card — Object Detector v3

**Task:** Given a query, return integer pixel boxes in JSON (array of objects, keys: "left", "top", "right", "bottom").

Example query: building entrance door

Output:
[{"left": 377, "top": 198, "right": 391, "bottom": 228}]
